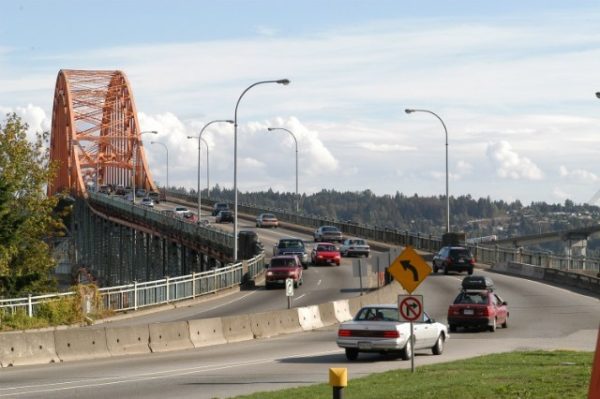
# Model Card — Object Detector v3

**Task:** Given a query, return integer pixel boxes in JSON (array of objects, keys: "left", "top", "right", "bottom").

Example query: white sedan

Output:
[{"left": 337, "top": 304, "right": 449, "bottom": 361}]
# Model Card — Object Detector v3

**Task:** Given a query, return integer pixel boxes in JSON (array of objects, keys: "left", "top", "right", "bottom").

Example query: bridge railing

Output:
[
  {"left": 88, "top": 192, "right": 235, "bottom": 251},
  {"left": 0, "top": 253, "right": 265, "bottom": 318}
]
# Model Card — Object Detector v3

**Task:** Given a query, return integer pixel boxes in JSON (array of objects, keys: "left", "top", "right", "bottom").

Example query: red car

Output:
[
  {"left": 310, "top": 242, "right": 341, "bottom": 266},
  {"left": 265, "top": 255, "right": 303, "bottom": 289},
  {"left": 447, "top": 280, "right": 509, "bottom": 332}
]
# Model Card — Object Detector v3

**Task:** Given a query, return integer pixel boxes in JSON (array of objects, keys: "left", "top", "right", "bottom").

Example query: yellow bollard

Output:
[{"left": 329, "top": 368, "right": 347, "bottom": 399}]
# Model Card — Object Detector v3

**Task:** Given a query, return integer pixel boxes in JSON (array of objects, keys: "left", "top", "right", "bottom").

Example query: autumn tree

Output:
[{"left": 0, "top": 113, "right": 63, "bottom": 296}]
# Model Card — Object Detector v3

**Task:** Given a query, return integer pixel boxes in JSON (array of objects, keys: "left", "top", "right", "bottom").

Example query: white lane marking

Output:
[
  {"left": 317, "top": 279, "right": 322, "bottom": 286},
  {"left": 0, "top": 349, "right": 341, "bottom": 396},
  {"left": 294, "top": 294, "right": 306, "bottom": 301},
  {"left": 194, "top": 291, "right": 257, "bottom": 314}
]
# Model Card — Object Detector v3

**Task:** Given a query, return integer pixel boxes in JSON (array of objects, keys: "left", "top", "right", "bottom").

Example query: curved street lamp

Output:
[
  {"left": 233, "top": 79, "right": 290, "bottom": 261},
  {"left": 267, "top": 127, "right": 299, "bottom": 213},
  {"left": 132, "top": 130, "right": 158, "bottom": 203},
  {"left": 200, "top": 137, "right": 210, "bottom": 199},
  {"left": 188, "top": 119, "right": 233, "bottom": 220},
  {"left": 596, "top": 92, "right": 600, "bottom": 99},
  {"left": 405, "top": 108, "right": 450, "bottom": 233},
  {"left": 150, "top": 141, "right": 169, "bottom": 192}
]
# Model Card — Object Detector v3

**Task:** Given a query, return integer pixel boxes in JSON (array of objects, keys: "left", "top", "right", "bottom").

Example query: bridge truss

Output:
[{"left": 48, "top": 69, "right": 157, "bottom": 197}]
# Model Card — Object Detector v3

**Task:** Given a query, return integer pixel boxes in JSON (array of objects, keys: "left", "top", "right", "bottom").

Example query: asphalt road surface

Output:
[{"left": 2, "top": 270, "right": 598, "bottom": 399}]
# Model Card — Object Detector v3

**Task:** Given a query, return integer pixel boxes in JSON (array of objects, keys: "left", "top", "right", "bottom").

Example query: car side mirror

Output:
[{"left": 502, "top": 301, "right": 507, "bottom": 306}]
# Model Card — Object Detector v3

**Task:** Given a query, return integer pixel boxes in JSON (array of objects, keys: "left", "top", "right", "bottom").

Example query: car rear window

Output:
[
  {"left": 280, "top": 240, "right": 303, "bottom": 248},
  {"left": 454, "top": 292, "right": 488, "bottom": 305},
  {"left": 318, "top": 244, "right": 336, "bottom": 251},
  {"left": 271, "top": 258, "right": 297, "bottom": 267},
  {"left": 450, "top": 249, "right": 471, "bottom": 257},
  {"left": 355, "top": 307, "right": 399, "bottom": 322}
]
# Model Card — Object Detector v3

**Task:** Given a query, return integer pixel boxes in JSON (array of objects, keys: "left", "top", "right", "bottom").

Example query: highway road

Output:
[
  {"left": 95, "top": 200, "right": 380, "bottom": 327},
  {"left": 1, "top": 270, "right": 598, "bottom": 399}
]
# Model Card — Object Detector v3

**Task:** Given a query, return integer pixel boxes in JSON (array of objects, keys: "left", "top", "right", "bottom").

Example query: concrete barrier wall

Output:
[
  {"left": 317, "top": 302, "right": 338, "bottom": 327},
  {"left": 0, "top": 329, "right": 58, "bottom": 367},
  {"left": 347, "top": 295, "right": 363, "bottom": 316},
  {"left": 297, "top": 305, "right": 324, "bottom": 331},
  {"left": 54, "top": 328, "right": 110, "bottom": 362},
  {"left": 332, "top": 300, "right": 353, "bottom": 322},
  {"left": 188, "top": 318, "right": 227, "bottom": 348},
  {"left": 221, "top": 314, "right": 254, "bottom": 343},
  {"left": 105, "top": 325, "right": 151, "bottom": 356},
  {"left": 271, "top": 308, "right": 303, "bottom": 335},
  {"left": 250, "top": 311, "right": 281, "bottom": 339},
  {"left": 148, "top": 321, "right": 194, "bottom": 353}
]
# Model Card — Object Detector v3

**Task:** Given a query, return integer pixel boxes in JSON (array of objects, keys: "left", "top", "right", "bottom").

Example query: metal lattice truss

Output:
[{"left": 48, "top": 69, "right": 157, "bottom": 197}]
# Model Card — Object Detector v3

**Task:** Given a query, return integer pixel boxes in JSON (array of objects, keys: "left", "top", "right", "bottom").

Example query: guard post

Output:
[{"left": 329, "top": 367, "right": 347, "bottom": 399}]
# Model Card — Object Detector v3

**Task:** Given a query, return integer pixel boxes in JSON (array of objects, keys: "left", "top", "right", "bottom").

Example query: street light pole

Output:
[
  {"left": 132, "top": 130, "right": 158, "bottom": 203},
  {"left": 150, "top": 141, "right": 169, "bottom": 193},
  {"left": 200, "top": 137, "right": 210, "bottom": 199},
  {"left": 267, "top": 127, "right": 299, "bottom": 213},
  {"left": 233, "top": 79, "right": 290, "bottom": 261},
  {"left": 405, "top": 108, "right": 450, "bottom": 233},
  {"left": 188, "top": 120, "right": 233, "bottom": 221}
]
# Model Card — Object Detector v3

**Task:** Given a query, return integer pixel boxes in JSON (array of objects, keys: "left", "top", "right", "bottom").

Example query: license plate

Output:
[
  {"left": 463, "top": 309, "right": 474, "bottom": 315},
  {"left": 358, "top": 342, "right": 372, "bottom": 350},
  {"left": 458, "top": 259, "right": 465, "bottom": 263}
]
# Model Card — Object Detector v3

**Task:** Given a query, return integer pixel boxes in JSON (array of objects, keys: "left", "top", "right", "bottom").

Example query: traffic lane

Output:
[
  {"left": 414, "top": 268, "right": 600, "bottom": 339},
  {"left": 2, "top": 323, "right": 597, "bottom": 399}
]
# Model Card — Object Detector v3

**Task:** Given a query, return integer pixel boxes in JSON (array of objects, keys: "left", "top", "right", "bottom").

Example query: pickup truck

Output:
[{"left": 273, "top": 237, "right": 309, "bottom": 269}]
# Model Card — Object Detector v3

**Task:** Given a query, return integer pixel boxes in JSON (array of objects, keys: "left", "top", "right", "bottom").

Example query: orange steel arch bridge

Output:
[
  {"left": 48, "top": 69, "right": 157, "bottom": 197},
  {"left": 46, "top": 69, "right": 236, "bottom": 286}
]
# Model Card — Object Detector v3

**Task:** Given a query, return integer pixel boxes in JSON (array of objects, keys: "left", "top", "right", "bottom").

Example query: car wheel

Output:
[
  {"left": 501, "top": 317, "right": 508, "bottom": 329},
  {"left": 449, "top": 324, "right": 457, "bottom": 333},
  {"left": 400, "top": 339, "right": 412, "bottom": 361},
  {"left": 468, "top": 268, "right": 474, "bottom": 275},
  {"left": 443, "top": 266, "right": 449, "bottom": 275},
  {"left": 489, "top": 318, "right": 497, "bottom": 332},
  {"left": 294, "top": 280, "right": 299, "bottom": 289},
  {"left": 432, "top": 334, "right": 444, "bottom": 355},
  {"left": 433, "top": 265, "right": 438, "bottom": 273},
  {"left": 345, "top": 348, "right": 359, "bottom": 361},
  {"left": 265, "top": 283, "right": 271, "bottom": 290}
]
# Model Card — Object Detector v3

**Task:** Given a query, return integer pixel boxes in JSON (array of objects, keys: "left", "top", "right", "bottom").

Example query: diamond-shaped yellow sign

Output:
[{"left": 388, "top": 246, "right": 432, "bottom": 293}]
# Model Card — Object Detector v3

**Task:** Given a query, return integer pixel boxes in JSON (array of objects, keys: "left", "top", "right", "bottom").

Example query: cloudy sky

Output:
[{"left": 2, "top": 0, "right": 600, "bottom": 205}]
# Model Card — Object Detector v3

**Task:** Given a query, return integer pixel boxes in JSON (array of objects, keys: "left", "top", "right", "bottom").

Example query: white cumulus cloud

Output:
[
  {"left": 559, "top": 165, "right": 598, "bottom": 183},
  {"left": 486, "top": 141, "right": 543, "bottom": 180}
]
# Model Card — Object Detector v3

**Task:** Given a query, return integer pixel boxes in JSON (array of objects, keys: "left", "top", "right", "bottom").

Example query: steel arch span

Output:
[{"left": 48, "top": 69, "right": 157, "bottom": 197}]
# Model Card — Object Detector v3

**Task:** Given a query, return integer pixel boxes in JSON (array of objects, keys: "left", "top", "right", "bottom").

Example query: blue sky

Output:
[{"left": 2, "top": 1, "right": 600, "bottom": 205}]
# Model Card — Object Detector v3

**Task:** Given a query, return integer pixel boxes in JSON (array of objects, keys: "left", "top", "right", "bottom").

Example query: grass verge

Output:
[{"left": 231, "top": 350, "right": 592, "bottom": 399}]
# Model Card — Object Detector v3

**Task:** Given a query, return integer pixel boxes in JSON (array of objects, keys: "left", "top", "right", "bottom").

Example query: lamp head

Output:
[
  {"left": 186, "top": 135, "right": 195, "bottom": 139},
  {"left": 226, "top": 119, "right": 234, "bottom": 124},
  {"left": 267, "top": 127, "right": 274, "bottom": 131},
  {"left": 596, "top": 92, "right": 600, "bottom": 99},
  {"left": 405, "top": 109, "right": 415, "bottom": 114},
  {"left": 150, "top": 141, "right": 156, "bottom": 144},
  {"left": 277, "top": 79, "right": 290, "bottom": 85}
]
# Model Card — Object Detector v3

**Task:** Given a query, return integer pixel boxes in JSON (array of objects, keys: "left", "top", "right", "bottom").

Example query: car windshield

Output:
[
  {"left": 355, "top": 307, "right": 399, "bottom": 322},
  {"left": 323, "top": 227, "right": 339, "bottom": 233},
  {"left": 450, "top": 248, "right": 471, "bottom": 258},
  {"left": 454, "top": 292, "right": 488, "bottom": 305},
  {"left": 270, "top": 258, "right": 297, "bottom": 267}
]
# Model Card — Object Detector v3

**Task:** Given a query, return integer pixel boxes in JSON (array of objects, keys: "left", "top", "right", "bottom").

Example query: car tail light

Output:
[
  {"left": 338, "top": 329, "right": 352, "bottom": 337},
  {"left": 476, "top": 306, "right": 492, "bottom": 316},
  {"left": 448, "top": 307, "right": 460, "bottom": 316},
  {"left": 382, "top": 330, "right": 400, "bottom": 338}
]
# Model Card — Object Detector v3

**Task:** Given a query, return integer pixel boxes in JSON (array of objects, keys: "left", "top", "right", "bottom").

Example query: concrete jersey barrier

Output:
[
  {"left": 148, "top": 321, "right": 194, "bottom": 353},
  {"left": 221, "top": 314, "right": 254, "bottom": 343},
  {"left": 250, "top": 311, "right": 282, "bottom": 339},
  {"left": 54, "top": 328, "right": 111, "bottom": 362},
  {"left": 297, "top": 305, "right": 324, "bottom": 331},
  {"left": 105, "top": 325, "right": 151, "bottom": 356},
  {"left": 271, "top": 308, "right": 303, "bottom": 335},
  {"left": 317, "top": 302, "right": 338, "bottom": 327},
  {"left": 0, "top": 329, "right": 59, "bottom": 367},
  {"left": 188, "top": 318, "right": 227, "bottom": 348}
]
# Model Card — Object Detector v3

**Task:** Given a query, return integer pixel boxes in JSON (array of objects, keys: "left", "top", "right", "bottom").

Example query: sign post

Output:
[
  {"left": 388, "top": 246, "right": 431, "bottom": 373},
  {"left": 398, "top": 295, "right": 424, "bottom": 373},
  {"left": 285, "top": 278, "right": 294, "bottom": 309}
]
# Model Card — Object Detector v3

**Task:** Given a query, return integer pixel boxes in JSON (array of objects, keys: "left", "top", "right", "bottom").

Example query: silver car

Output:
[
  {"left": 314, "top": 225, "right": 343, "bottom": 242},
  {"left": 337, "top": 304, "right": 448, "bottom": 361},
  {"left": 340, "top": 238, "right": 370, "bottom": 257}
]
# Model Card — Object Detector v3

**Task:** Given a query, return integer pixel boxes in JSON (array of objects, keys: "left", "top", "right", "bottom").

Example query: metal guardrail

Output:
[{"left": 0, "top": 253, "right": 265, "bottom": 317}]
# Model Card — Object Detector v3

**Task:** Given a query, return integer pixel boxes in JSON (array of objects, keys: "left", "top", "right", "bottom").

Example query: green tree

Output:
[{"left": 0, "top": 113, "right": 62, "bottom": 296}]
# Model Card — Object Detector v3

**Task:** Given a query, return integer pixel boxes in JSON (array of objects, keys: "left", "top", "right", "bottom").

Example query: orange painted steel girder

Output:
[{"left": 48, "top": 69, "right": 157, "bottom": 197}]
